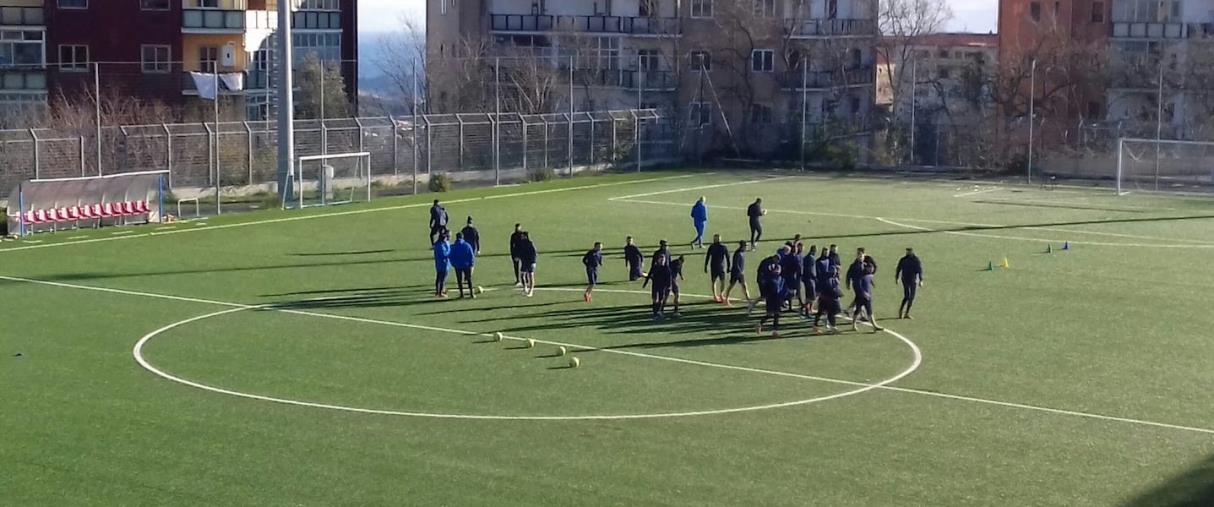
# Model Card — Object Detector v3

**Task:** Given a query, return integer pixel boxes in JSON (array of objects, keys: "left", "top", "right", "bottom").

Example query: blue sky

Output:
[{"left": 357, "top": 0, "right": 997, "bottom": 34}]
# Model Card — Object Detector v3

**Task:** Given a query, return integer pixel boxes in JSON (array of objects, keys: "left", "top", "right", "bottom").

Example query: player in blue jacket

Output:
[
  {"left": 449, "top": 232, "right": 477, "bottom": 299},
  {"left": 432, "top": 232, "right": 451, "bottom": 298},
  {"left": 690, "top": 196, "right": 708, "bottom": 249}
]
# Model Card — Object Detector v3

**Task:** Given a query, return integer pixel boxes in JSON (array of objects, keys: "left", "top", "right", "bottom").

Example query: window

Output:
[
  {"left": 850, "top": 96, "right": 861, "bottom": 116},
  {"left": 141, "top": 45, "right": 170, "bottom": 73},
  {"left": 689, "top": 102, "right": 712, "bottom": 125},
  {"left": 199, "top": 46, "right": 218, "bottom": 73},
  {"left": 751, "top": 49, "right": 774, "bottom": 72},
  {"left": 1030, "top": 1, "right": 1041, "bottom": 21},
  {"left": 938, "top": 67, "right": 951, "bottom": 79},
  {"left": 140, "top": 0, "right": 169, "bottom": 9},
  {"left": 590, "top": 37, "right": 619, "bottom": 70},
  {"left": 1087, "top": 101, "right": 1102, "bottom": 119},
  {"left": 1091, "top": 1, "right": 1104, "bottom": 21},
  {"left": 827, "top": 0, "right": 838, "bottom": 19},
  {"left": 851, "top": 48, "right": 863, "bottom": 68},
  {"left": 58, "top": 44, "right": 88, "bottom": 71},
  {"left": 691, "top": 0, "right": 712, "bottom": 17},
  {"left": 639, "top": 0, "right": 656, "bottom": 17},
  {"left": 638, "top": 49, "right": 659, "bottom": 70},
  {"left": 58, "top": 0, "right": 87, "bottom": 8},
  {"left": 937, "top": 49, "right": 949, "bottom": 59},
  {"left": 690, "top": 50, "right": 711, "bottom": 71},
  {"left": 750, "top": 103, "right": 773, "bottom": 124},
  {"left": 753, "top": 0, "right": 776, "bottom": 17},
  {"left": 0, "top": 30, "right": 45, "bottom": 68}
]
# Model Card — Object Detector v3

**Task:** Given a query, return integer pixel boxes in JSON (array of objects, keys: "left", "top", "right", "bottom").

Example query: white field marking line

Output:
[
  {"left": 606, "top": 175, "right": 794, "bottom": 201},
  {"left": 132, "top": 302, "right": 921, "bottom": 421},
  {"left": 952, "top": 187, "right": 1002, "bottom": 198},
  {"left": 616, "top": 198, "right": 1214, "bottom": 248},
  {"left": 874, "top": 217, "right": 1214, "bottom": 249},
  {"left": 110, "top": 230, "right": 136, "bottom": 236},
  {"left": 7, "top": 273, "right": 1214, "bottom": 433},
  {"left": 0, "top": 173, "right": 702, "bottom": 255},
  {"left": 0, "top": 272, "right": 917, "bottom": 420}
]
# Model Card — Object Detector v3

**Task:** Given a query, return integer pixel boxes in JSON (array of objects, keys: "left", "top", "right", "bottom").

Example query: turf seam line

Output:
[
  {"left": 0, "top": 173, "right": 702, "bottom": 255},
  {"left": 606, "top": 175, "right": 796, "bottom": 201}
]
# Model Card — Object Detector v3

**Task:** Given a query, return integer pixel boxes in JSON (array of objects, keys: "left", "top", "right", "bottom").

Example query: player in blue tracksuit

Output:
[
  {"left": 813, "top": 265, "right": 844, "bottom": 334},
  {"left": 642, "top": 255, "right": 674, "bottom": 320},
  {"left": 756, "top": 258, "right": 784, "bottom": 337},
  {"left": 827, "top": 244, "right": 842, "bottom": 270},
  {"left": 851, "top": 264, "right": 883, "bottom": 333},
  {"left": 816, "top": 249, "right": 832, "bottom": 291},
  {"left": 690, "top": 197, "right": 708, "bottom": 249},
  {"left": 432, "top": 233, "right": 451, "bottom": 298},
  {"left": 780, "top": 244, "right": 804, "bottom": 311},
  {"left": 582, "top": 242, "right": 603, "bottom": 303},
  {"left": 623, "top": 236, "right": 645, "bottom": 281},
  {"left": 449, "top": 233, "right": 477, "bottom": 299}
]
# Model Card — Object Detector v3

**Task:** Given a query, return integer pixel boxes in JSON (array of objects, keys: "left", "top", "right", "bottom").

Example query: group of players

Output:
[{"left": 429, "top": 195, "right": 924, "bottom": 337}]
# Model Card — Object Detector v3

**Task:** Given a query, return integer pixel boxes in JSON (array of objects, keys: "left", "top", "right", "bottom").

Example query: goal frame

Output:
[
  {"left": 285, "top": 152, "right": 373, "bottom": 210},
  {"left": 1116, "top": 137, "right": 1214, "bottom": 195}
]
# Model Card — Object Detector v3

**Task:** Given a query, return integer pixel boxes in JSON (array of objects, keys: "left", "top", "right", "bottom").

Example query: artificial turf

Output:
[{"left": 2, "top": 170, "right": 1213, "bottom": 505}]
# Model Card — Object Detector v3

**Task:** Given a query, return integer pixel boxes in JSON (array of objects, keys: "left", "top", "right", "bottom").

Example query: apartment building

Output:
[
  {"left": 1106, "top": 0, "right": 1214, "bottom": 138},
  {"left": 0, "top": 0, "right": 357, "bottom": 121},
  {"left": 877, "top": 33, "right": 998, "bottom": 124},
  {"left": 997, "top": 0, "right": 1109, "bottom": 121},
  {"left": 427, "top": 0, "right": 878, "bottom": 157}
]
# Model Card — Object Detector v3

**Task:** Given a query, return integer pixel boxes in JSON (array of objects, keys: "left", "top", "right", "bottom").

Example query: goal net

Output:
[
  {"left": 1117, "top": 138, "right": 1214, "bottom": 194},
  {"left": 287, "top": 152, "right": 373, "bottom": 209},
  {"left": 6, "top": 170, "right": 168, "bottom": 237}
]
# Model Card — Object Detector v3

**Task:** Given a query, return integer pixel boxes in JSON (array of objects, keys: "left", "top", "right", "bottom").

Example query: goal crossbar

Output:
[{"left": 288, "top": 152, "right": 373, "bottom": 209}]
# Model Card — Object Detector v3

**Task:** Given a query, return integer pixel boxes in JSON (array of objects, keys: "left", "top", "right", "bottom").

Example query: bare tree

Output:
[{"left": 877, "top": 0, "right": 953, "bottom": 121}]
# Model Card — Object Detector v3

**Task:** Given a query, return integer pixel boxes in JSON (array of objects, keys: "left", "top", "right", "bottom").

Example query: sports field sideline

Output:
[{"left": 2, "top": 169, "right": 1213, "bottom": 505}]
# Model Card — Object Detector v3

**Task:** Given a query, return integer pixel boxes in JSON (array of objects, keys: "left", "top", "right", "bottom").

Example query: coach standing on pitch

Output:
[
  {"left": 690, "top": 196, "right": 708, "bottom": 249},
  {"left": 509, "top": 224, "right": 525, "bottom": 286},
  {"left": 429, "top": 200, "right": 449, "bottom": 244},
  {"left": 747, "top": 198, "right": 765, "bottom": 251},
  {"left": 896, "top": 247, "right": 924, "bottom": 319},
  {"left": 450, "top": 233, "right": 477, "bottom": 299},
  {"left": 460, "top": 217, "right": 481, "bottom": 255}
]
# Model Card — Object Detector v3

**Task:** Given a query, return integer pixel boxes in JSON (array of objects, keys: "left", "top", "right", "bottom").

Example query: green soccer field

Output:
[{"left": 3, "top": 170, "right": 1214, "bottom": 505}]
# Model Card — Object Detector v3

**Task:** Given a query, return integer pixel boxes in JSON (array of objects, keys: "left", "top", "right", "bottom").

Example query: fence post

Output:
[
  {"left": 457, "top": 115, "right": 465, "bottom": 171},
  {"left": 523, "top": 117, "right": 529, "bottom": 171},
  {"left": 29, "top": 129, "right": 39, "bottom": 179},
  {"left": 162, "top": 123, "right": 173, "bottom": 188},
  {"left": 425, "top": 115, "right": 432, "bottom": 175},
  {"left": 355, "top": 117, "right": 365, "bottom": 156},
  {"left": 244, "top": 121, "right": 254, "bottom": 186},
  {"left": 543, "top": 118, "right": 549, "bottom": 169},
  {"left": 119, "top": 126, "right": 129, "bottom": 173},
  {"left": 589, "top": 116, "right": 595, "bottom": 166},
  {"left": 634, "top": 110, "right": 641, "bottom": 172},
  {"left": 78, "top": 135, "right": 85, "bottom": 177},
  {"left": 388, "top": 115, "right": 399, "bottom": 175},
  {"left": 611, "top": 117, "right": 617, "bottom": 166},
  {"left": 203, "top": 122, "right": 215, "bottom": 186}
]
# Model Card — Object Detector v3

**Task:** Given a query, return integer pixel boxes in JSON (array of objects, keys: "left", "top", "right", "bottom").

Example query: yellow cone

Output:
[{"left": 1000, "top": 257, "right": 1010, "bottom": 269}]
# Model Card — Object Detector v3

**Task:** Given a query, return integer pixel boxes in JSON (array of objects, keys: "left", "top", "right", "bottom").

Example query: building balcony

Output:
[
  {"left": 0, "top": 67, "right": 47, "bottom": 91},
  {"left": 1110, "top": 21, "right": 1187, "bottom": 39},
  {"left": 0, "top": 6, "right": 44, "bottom": 26},
  {"left": 780, "top": 66, "right": 875, "bottom": 90},
  {"left": 784, "top": 18, "right": 875, "bottom": 38},
  {"left": 183, "top": 9, "right": 246, "bottom": 33},
  {"left": 490, "top": 14, "right": 681, "bottom": 36},
  {"left": 572, "top": 68, "right": 679, "bottom": 91}
]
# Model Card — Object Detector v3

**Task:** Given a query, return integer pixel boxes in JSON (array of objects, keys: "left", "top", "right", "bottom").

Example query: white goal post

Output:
[
  {"left": 1116, "top": 137, "right": 1214, "bottom": 195},
  {"left": 285, "top": 152, "right": 373, "bottom": 209}
]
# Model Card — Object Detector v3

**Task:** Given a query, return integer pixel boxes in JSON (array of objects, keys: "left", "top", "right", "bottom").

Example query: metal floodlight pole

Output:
[
  {"left": 1027, "top": 59, "right": 1036, "bottom": 184},
  {"left": 412, "top": 61, "right": 419, "bottom": 195},
  {"left": 1154, "top": 56, "right": 1164, "bottom": 191},
  {"left": 568, "top": 56, "right": 575, "bottom": 177},
  {"left": 801, "top": 56, "right": 808, "bottom": 171},
  {"left": 276, "top": 0, "right": 295, "bottom": 205},
  {"left": 909, "top": 56, "right": 917, "bottom": 165},
  {"left": 94, "top": 62, "right": 102, "bottom": 176},
  {"left": 215, "top": 71, "right": 222, "bottom": 215},
  {"left": 494, "top": 57, "right": 501, "bottom": 186},
  {"left": 321, "top": 60, "right": 327, "bottom": 157},
  {"left": 1116, "top": 137, "right": 1124, "bottom": 196}
]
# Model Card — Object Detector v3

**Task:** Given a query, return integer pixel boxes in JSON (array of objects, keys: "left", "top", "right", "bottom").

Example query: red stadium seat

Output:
[
  {"left": 134, "top": 201, "right": 149, "bottom": 214},
  {"left": 80, "top": 205, "right": 95, "bottom": 219},
  {"left": 33, "top": 209, "right": 47, "bottom": 223},
  {"left": 121, "top": 202, "right": 135, "bottom": 215},
  {"left": 57, "top": 208, "right": 71, "bottom": 221},
  {"left": 47, "top": 208, "right": 61, "bottom": 222},
  {"left": 67, "top": 207, "right": 81, "bottom": 220},
  {"left": 101, "top": 203, "right": 115, "bottom": 217},
  {"left": 23, "top": 211, "right": 36, "bottom": 224},
  {"left": 90, "top": 204, "right": 104, "bottom": 218}
]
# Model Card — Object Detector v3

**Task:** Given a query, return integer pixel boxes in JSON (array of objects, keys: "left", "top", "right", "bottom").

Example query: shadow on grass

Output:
[
  {"left": 289, "top": 249, "right": 395, "bottom": 256},
  {"left": 1123, "top": 453, "right": 1214, "bottom": 507}
]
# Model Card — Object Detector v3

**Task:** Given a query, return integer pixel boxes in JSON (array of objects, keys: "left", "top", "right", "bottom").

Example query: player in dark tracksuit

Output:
[
  {"left": 623, "top": 236, "right": 645, "bottom": 281},
  {"left": 705, "top": 234, "right": 730, "bottom": 303},
  {"left": 518, "top": 232, "right": 538, "bottom": 297},
  {"left": 781, "top": 244, "right": 804, "bottom": 311},
  {"left": 642, "top": 255, "right": 673, "bottom": 320},
  {"left": 669, "top": 255, "right": 687, "bottom": 317},
  {"left": 851, "top": 264, "right": 883, "bottom": 332},
  {"left": 814, "top": 266, "right": 844, "bottom": 334},
  {"left": 827, "top": 244, "right": 842, "bottom": 271},
  {"left": 747, "top": 198, "right": 765, "bottom": 251},
  {"left": 650, "top": 239, "right": 671, "bottom": 271},
  {"left": 582, "top": 242, "right": 603, "bottom": 303},
  {"left": 844, "top": 251, "right": 867, "bottom": 315},
  {"left": 724, "top": 241, "right": 751, "bottom": 308},
  {"left": 509, "top": 224, "right": 525, "bottom": 286},
  {"left": 460, "top": 217, "right": 481, "bottom": 254},
  {"left": 753, "top": 253, "right": 778, "bottom": 315},
  {"left": 756, "top": 258, "right": 784, "bottom": 336},
  {"left": 896, "top": 247, "right": 924, "bottom": 319},
  {"left": 429, "top": 200, "right": 449, "bottom": 244},
  {"left": 801, "top": 245, "right": 819, "bottom": 314}
]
